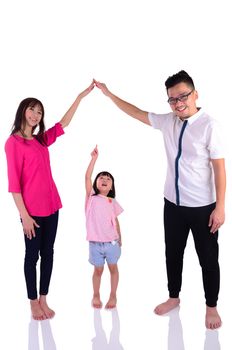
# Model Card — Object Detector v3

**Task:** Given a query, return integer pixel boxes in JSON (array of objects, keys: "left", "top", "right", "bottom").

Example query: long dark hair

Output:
[
  {"left": 11, "top": 98, "right": 46, "bottom": 144},
  {"left": 92, "top": 171, "right": 116, "bottom": 198}
]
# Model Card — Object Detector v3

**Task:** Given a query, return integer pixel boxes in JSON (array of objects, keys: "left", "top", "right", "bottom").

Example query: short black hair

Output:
[
  {"left": 165, "top": 70, "right": 195, "bottom": 91},
  {"left": 92, "top": 171, "right": 116, "bottom": 198}
]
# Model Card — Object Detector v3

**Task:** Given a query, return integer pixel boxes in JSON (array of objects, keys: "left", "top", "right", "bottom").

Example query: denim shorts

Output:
[{"left": 89, "top": 241, "right": 121, "bottom": 267}]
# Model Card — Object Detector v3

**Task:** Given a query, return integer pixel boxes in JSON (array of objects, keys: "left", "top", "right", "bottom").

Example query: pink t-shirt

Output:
[
  {"left": 85, "top": 194, "right": 123, "bottom": 242},
  {"left": 5, "top": 123, "right": 64, "bottom": 217}
]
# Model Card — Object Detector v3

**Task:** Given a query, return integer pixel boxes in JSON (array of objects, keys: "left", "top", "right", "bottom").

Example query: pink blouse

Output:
[{"left": 5, "top": 123, "right": 64, "bottom": 217}]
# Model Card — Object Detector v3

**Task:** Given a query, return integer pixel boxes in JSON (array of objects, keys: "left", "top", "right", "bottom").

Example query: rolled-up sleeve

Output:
[
  {"left": 5, "top": 138, "right": 24, "bottom": 193},
  {"left": 207, "top": 120, "right": 225, "bottom": 159},
  {"left": 148, "top": 112, "right": 173, "bottom": 131},
  {"left": 43, "top": 123, "right": 65, "bottom": 146}
]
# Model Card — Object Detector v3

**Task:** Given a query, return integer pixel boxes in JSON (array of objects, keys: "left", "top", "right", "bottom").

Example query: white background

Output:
[{"left": 1, "top": 0, "right": 232, "bottom": 349}]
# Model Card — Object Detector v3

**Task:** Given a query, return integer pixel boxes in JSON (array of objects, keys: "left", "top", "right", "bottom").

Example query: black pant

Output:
[
  {"left": 164, "top": 199, "right": 219, "bottom": 307},
  {"left": 24, "top": 211, "right": 59, "bottom": 300}
]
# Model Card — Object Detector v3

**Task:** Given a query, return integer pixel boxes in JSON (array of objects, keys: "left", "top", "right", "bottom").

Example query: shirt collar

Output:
[{"left": 180, "top": 107, "right": 203, "bottom": 125}]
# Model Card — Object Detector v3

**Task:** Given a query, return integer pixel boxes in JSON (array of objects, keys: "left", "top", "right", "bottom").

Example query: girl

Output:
[
  {"left": 85, "top": 145, "right": 123, "bottom": 309},
  {"left": 5, "top": 81, "right": 95, "bottom": 320}
]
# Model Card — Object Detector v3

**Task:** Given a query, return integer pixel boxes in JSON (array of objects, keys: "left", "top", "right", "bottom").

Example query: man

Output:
[{"left": 94, "top": 71, "right": 226, "bottom": 329}]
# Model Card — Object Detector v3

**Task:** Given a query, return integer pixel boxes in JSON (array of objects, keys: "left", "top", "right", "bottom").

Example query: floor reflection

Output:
[
  {"left": 167, "top": 307, "right": 221, "bottom": 350},
  {"left": 204, "top": 329, "right": 221, "bottom": 350},
  {"left": 167, "top": 307, "right": 185, "bottom": 350},
  {"left": 28, "top": 319, "right": 56, "bottom": 350},
  {"left": 92, "top": 308, "right": 124, "bottom": 349}
]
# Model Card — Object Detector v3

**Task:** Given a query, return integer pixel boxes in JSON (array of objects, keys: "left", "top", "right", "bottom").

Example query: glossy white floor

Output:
[{"left": 1, "top": 205, "right": 232, "bottom": 350}]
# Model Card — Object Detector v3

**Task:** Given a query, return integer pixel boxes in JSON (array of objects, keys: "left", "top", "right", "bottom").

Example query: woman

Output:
[{"left": 5, "top": 81, "right": 94, "bottom": 320}]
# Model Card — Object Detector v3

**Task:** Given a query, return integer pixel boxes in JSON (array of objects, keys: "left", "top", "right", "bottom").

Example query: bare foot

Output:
[
  {"left": 154, "top": 298, "right": 180, "bottom": 315},
  {"left": 39, "top": 296, "right": 55, "bottom": 319},
  {"left": 30, "top": 299, "right": 46, "bottom": 321},
  {"left": 205, "top": 306, "right": 222, "bottom": 329},
  {"left": 105, "top": 296, "right": 117, "bottom": 309},
  {"left": 92, "top": 295, "right": 103, "bottom": 309}
]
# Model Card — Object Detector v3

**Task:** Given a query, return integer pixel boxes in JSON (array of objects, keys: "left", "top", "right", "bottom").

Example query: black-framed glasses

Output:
[{"left": 167, "top": 89, "right": 194, "bottom": 105}]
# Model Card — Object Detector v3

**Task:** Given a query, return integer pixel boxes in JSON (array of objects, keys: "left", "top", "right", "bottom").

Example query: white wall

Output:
[{"left": 1, "top": 0, "right": 231, "bottom": 314}]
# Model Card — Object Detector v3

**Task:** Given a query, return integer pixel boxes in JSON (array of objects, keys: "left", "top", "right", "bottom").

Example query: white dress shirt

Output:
[{"left": 148, "top": 109, "right": 225, "bottom": 207}]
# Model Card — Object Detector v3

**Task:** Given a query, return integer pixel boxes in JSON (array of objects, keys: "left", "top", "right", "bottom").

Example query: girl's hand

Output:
[
  {"left": 21, "top": 214, "right": 40, "bottom": 240},
  {"left": 85, "top": 145, "right": 98, "bottom": 197},
  {"left": 78, "top": 80, "right": 95, "bottom": 99},
  {"left": 91, "top": 145, "right": 98, "bottom": 159}
]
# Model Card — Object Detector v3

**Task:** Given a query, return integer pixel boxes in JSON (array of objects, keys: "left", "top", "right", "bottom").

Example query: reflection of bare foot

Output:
[
  {"left": 30, "top": 300, "right": 46, "bottom": 321},
  {"left": 205, "top": 306, "right": 222, "bottom": 329},
  {"left": 92, "top": 295, "right": 102, "bottom": 309},
  {"left": 39, "top": 296, "right": 55, "bottom": 319},
  {"left": 105, "top": 296, "right": 117, "bottom": 309},
  {"left": 154, "top": 298, "right": 180, "bottom": 315}
]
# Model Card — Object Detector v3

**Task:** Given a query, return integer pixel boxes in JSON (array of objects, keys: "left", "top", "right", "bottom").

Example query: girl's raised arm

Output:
[{"left": 85, "top": 145, "right": 98, "bottom": 197}]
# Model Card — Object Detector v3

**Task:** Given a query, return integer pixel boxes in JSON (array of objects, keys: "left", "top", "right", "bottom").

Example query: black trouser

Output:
[
  {"left": 164, "top": 199, "right": 219, "bottom": 307},
  {"left": 24, "top": 211, "right": 59, "bottom": 300}
]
